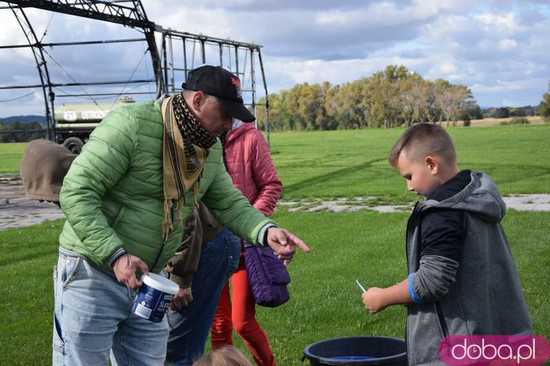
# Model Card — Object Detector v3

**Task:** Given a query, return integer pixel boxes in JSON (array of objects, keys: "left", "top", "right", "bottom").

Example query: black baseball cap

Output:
[{"left": 182, "top": 65, "right": 255, "bottom": 122}]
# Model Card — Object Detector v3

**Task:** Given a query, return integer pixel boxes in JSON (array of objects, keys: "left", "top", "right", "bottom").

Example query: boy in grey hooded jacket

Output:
[{"left": 362, "top": 123, "right": 532, "bottom": 365}]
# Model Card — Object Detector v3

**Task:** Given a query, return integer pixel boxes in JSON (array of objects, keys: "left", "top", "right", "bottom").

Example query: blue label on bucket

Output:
[{"left": 131, "top": 282, "right": 174, "bottom": 322}]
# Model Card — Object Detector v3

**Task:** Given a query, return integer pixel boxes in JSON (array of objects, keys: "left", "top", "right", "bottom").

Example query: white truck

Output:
[{"left": 54, "top": 97, "right": 135, "bottom": 154}]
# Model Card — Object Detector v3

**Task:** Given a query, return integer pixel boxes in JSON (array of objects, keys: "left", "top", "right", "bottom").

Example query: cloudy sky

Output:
[{"left": 0, "top": 0, "right": 549, "bottom": 117}]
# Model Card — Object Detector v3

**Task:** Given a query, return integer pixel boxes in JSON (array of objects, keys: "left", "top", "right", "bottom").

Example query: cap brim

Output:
[{"left": 221, "top": 100, "right": 255, "bottom": 122}]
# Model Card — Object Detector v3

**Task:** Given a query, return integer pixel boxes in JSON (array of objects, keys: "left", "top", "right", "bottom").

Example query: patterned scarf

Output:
[
  {"left": 161, "top": 93, "right": 214, "bottom": 240},
  {"left": 173, "top": 93, "right": 217, "bottom": 150}
]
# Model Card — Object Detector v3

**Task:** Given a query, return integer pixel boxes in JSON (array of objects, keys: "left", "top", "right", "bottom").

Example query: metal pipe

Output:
[
  {"left": 9, "top": 6, "right": 56, "bottom": 140},
  {"left": 3, "top": 0, "right": 155, "bottom": 29},
  {"left": 145, "top": 30, "right": 163, "bottom": 97},
  {"left": 234, "top": 45, "right": 239, "bottom": 76},
  {"left": 161, "top": 32, "right": 168, "bottom": 93},
  {"left": 257, "top": 48, "right": 271, "bottom": 146},
  {"left": 0, "top": 38, "right": 147, "bottom": 49},
  {"left": 250, "top": 48, "right": 256, "bottom": 125},
  {"left": 200, "top": 39, "right": 206, "bottom": 64},
  {"left": 157, "top": 27, "right": 263, "bottom": 50},
  {"left": 168, "top": 33, "right": 175, "bottom": 93},
  {"left": 0, "top": 79, "right": 155, "bottom": 90},
  {"left": 57, "top": 91, "right": 155, "bottom": 98},
  {"left": 182, "top": 37, "right": 188, "bottom": 81}
]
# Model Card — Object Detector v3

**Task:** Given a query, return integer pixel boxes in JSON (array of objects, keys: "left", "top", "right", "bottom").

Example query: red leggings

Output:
[{"left": 210, "top": 258, "right": 276, "bottom": 366}]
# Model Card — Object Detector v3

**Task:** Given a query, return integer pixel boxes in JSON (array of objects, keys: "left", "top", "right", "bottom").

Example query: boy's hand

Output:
[{"left": 362, "top": 287, "right": 388, "bottom": 314}]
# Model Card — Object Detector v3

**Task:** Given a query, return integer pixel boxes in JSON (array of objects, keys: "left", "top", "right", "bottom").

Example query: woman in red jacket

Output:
[{"left": 211, "top": 120, "right": 282, "bottom": 366}]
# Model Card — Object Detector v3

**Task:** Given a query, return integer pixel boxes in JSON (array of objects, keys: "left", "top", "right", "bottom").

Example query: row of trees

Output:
[
  {"left": 0, "top": 121, "right": 46, "bottom": 142},
  {"left": 482, "top": 106, "right": 538, "bottom": 119},
  {"left": 257, "top": 65, "right": 480, "bottom": 131}
]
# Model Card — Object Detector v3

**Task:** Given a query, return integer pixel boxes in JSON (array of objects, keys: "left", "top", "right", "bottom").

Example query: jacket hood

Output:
[
  {"left": 225, "top": 123, "right": 256, "bottom": 146},
  {"left": 419, "top": 171, "right": 506, "bottom": 223}
]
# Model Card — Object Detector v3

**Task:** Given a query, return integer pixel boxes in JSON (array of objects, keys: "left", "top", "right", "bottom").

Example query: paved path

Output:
[
  {"left": 0, "top": 174, "right": 64, "bottom": 230},
  {"left": 277, "top": 195, "right": 550, "bottom": 213}
]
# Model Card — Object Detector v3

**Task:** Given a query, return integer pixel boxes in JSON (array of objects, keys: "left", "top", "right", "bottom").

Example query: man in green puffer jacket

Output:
[{"left": 53, "top": 65, "right": 310, "bottom": 366}]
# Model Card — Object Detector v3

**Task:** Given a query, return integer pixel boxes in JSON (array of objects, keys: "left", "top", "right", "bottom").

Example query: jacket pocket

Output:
[
  {"left": 52, "top": 255, "right": 79, "bottom": 356},
  {"left": 52, "top": 314, "right": 65, "bottom": 355},
  {"left": 435, "top": 302, "right": 449, "bottom": 338}
]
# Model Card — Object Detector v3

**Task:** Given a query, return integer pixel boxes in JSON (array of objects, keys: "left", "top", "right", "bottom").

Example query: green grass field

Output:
[
  {"left": 0, "top": 142, "right": 26, "bottom": 174},
  {"left": 1, "top": 125, "right": 549, "bottom": 365},
  {"left": 2, "top": 125, "right": 549, "bottom": 197},
  {"left": 269, "top": 124, "right": 550, "bottom": 200},
  {"left": 1, "top": 211, "right": 549, "bottom": 365}
]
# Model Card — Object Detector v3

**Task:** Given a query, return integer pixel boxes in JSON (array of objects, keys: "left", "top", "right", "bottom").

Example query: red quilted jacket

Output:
[{"left": 223, "top": 123, "right": 282, "bottom": 216}]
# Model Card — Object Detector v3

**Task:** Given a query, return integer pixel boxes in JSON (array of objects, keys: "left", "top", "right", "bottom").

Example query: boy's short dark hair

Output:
[{"left": 389, "top": 123, "right": 456, "bottom": 167}]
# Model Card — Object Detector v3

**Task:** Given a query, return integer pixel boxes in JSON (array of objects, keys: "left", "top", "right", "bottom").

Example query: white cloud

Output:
[
  {"left": 472, "top": 79, "right": 532, "bottom": 93},
  {"left": 475, "top": 13, "right": 523, "bottom": 34},
  {"left": 439, "top": 62, "right": 458, "bottom": 75},
  {"left": 0, "top": 0, "right": 549, "bottom": 116},
  {"left": 498, "top": 38, "right": 518, "bottom": 50},
  {"left": 265, "top": 54, "right": 428, "bottom": 92}
]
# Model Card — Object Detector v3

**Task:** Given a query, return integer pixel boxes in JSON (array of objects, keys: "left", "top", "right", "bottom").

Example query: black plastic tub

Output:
[{"left": 303, "top": 336, "right": 407, "bottom": 366}]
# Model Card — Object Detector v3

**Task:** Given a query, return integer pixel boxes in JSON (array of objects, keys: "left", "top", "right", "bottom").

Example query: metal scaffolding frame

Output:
[
  {"left": 159, "top": 29, "right": 269, "bottom": 119},
  {"left": 0, "top": 0, "right": 270, "bottom": 141},
  {"left": 4, "top": 4, "right": 56, "bottom": 139}
]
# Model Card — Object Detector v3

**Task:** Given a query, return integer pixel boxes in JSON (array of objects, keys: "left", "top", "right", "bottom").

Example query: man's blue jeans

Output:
[
  {"left": 165, "top": 228, "right": 241, "bottom": 366},
  {"left": 52, "top": 248, "right": 169, "bottom": 366}
]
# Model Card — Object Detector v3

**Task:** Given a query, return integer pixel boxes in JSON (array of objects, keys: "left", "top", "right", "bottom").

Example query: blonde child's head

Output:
[{"left": 193, "top": 346, "right": 253, "bottom": 366}]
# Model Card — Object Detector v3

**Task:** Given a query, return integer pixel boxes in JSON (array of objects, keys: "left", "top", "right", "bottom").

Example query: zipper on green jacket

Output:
[{"left": 151, "top": 200, "right": 178, "bottom": 272}]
